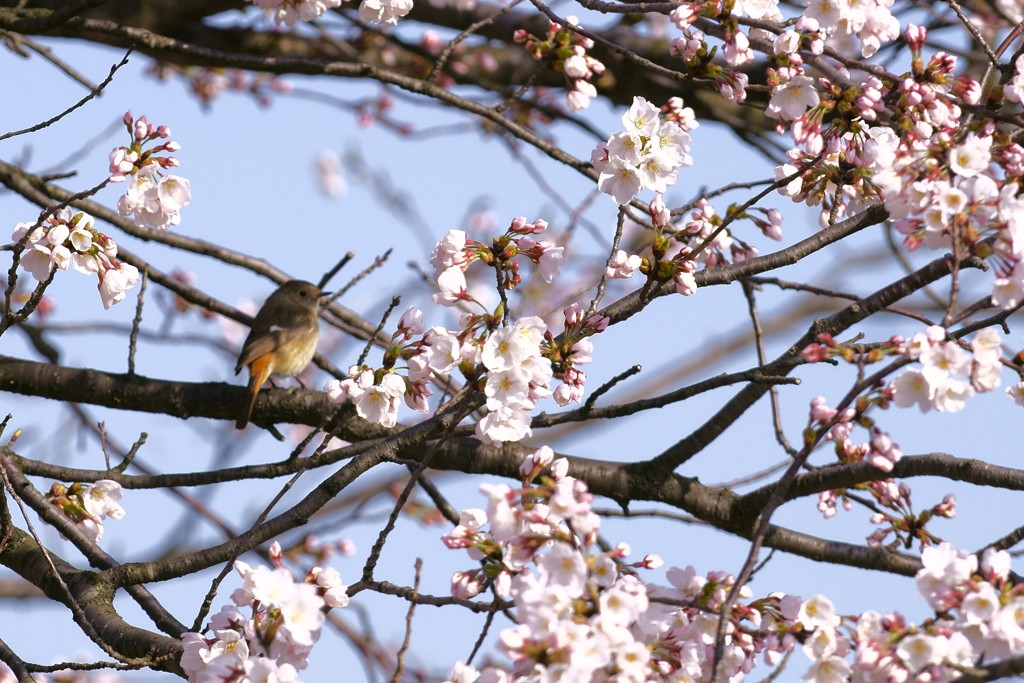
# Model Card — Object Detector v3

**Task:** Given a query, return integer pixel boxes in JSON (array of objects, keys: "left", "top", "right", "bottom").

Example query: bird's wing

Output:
[{"left": 234, "top": 321, "right": 313, "bottom": 374}]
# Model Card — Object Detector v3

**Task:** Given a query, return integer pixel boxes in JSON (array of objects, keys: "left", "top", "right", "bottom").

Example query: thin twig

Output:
[
  {"left": 587, "top": 206, "right": 628, "bottom": 318},
  {"left": 389, "top": 558, "right": 422, "bottom": 683},
  {"left": 741, "top": 280, "right": 796, "bottom": 456},
  {"left": 428, "top": 0, "right": 525, "bottom": 83},
  {"left": 358, "top": 296, "right": 400, "bottom": 367},
  {"left": 581, "top": 364, "right": 642, "bottom": 411},
  {"left": 0, "top": 48, "right": 131, "bottom": 142},
  {"left": 318, "top": 252, "right": 354, "bottom": 292},
  {"left": 127, "top": 266, "right": 148, "bottom": 376}
]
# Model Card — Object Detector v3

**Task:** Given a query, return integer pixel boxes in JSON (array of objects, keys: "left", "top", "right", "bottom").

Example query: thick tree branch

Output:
[{"left": 0, "top": 527, "right": 183, "bottom": 673}]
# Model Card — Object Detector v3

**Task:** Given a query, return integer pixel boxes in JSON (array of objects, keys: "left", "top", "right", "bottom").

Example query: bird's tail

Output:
[{"left": 236, "top": 355, "right": 272, "bottom": 429}]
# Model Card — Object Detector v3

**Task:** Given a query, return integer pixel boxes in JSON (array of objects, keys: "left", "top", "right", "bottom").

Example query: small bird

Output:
[{"left": 234, "top": 280, "right": 326, "bottom": 429}]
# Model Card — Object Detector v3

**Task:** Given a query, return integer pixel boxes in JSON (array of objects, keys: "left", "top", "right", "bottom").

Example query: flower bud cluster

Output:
[
  {"left": 149, "top": 63, "right": 293, "bottom": 107},
  {"left": 514, "top": 17, "right": 606, "bottom": 112},
  {"left": 12, "top": 208, "right": 140, "bottom": 309},
  {"left": 324, "top": 306, "right": 461, "bottom": 428},
  {"left": 109, "top": 111, "right": 191, "bottom": 230},
  {"left": 430, "top": 219, "right": 563, "bottom": 307}
]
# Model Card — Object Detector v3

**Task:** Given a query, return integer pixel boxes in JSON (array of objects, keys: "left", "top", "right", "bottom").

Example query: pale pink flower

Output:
[
  {"left": 949, "top": 134, "right": 992, "bottom": 178},
  {"left": 84, "top": 480, "right": 125, "bottom": 520},
  {"left": 597, "top": 156, "right": 643, "bottom": 205},
  {"left": 801, "top": 655, "right": 851, "bottom": 683},
  {"left": 798, "top": 594, "right": 840, "bottom": 630},
  {"left": 434, "top": 265, "right": 469, "bottom": 306},
  {"left": 357, "top": 0, "right": 412, "bottom": 24},
  {"left": 476, "top": 404, "right": 532, "bottom": 444},
  {"left": 895, "top": 633, "right": 945, "bottom": 671},
  {"left": 621, "top": 96, "right": 660, "bottom": 137},
  {"left": 605, "top": 250, "right": 642, "bottom": 279},
  {"left": 98, "top": 262, "right": 140, "bottom": 309}
]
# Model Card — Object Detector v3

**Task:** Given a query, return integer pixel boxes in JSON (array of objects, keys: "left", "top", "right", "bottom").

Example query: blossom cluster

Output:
[
  {"left": 180, "top": 547, "right": 349, "bottom": 682},
  {"left": 323, "top": 301, "right": 601, "bottom": 443},
  {"left": 667, "top": 8, "right": 750, "bottom": 103},
  {"left": 474, "top": 315, "right": 552, "bottom": 443},
  {"left": 442, "top": 449, "right": 1024, "bottom": 683},
  {"left": 799, "top": 543, "right": 1024, "bottom": 683},
  {"left": 807, "top": 394, "right": 959, "bottom": 548},
  {"left": 337, "top": 218, "right": 593, "bottom": 441},
  {"left": 674, "top": 195, "right": 780, "bottom": 270},
  {"left": 430, "top": 219, "right": 564, "bottom": 307},
  {"left": 248, "top": 0, "right": 410, "bottom": 26},
  {"left": 324, "top": 306, "right": 461, "bottom": 428},
  {"left": 250, "top": 0, "right": 341, "bottom": 25},
  {"left": 890, "top": 326, "right": 1003, "bottom": 413},
  {"left": 593, "top": 96, "right": 696, "bottom": 205},
  {"left": 149, "top": 62, "right": 293, "bottom": 107},
  {"left": 12, "top": 208, "right": 140, "bottom": 309},
  {"left": 811, "top": 394, "right": 905, "bottom": 474},
  {"left": 514, "top": 17, "right": 606, "bottom": 112},
  {"left": 768, "top": 22, "right": 1024, "bottom": 312},
  {"left": 440, "top": 446, "right": 855, "bottom": 682},
  {"left": 45, "top": 479, "right": 125, "bottom": 542},
  {"left": 108, "top": 111, "right": 191, "bottom": 230}
]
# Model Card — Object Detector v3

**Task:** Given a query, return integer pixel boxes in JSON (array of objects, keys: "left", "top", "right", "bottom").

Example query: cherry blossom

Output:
[
  {"left": 11, "top": 209, "right": 142, "bottom": 309},
  {"left": 593, "top": 96, "right": 695, "bottom": 205},
  {"left": 181, "top": 553, "right": 349, "bottom": 681}
]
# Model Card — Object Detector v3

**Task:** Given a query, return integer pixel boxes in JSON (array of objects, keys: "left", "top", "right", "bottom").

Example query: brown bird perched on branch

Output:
[{"left": 234, "top": 280, "right": 327, "bottom": 429}]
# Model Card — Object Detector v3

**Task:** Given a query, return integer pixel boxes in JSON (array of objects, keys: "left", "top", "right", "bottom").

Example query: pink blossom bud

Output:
[
  {"left": 549, "top": 457, "right": 569, "bottom": 479},
  {"left": 563, "top": 302, "right": 584, "bottom": 325},
  {"left": 451, "top": 570, "right": 485, "bottom": 599},
  {"left": 903, "top": 24, "right": 926, "bottom": 50},
  {"left": 122, "top": 110, "right": 133, "bottom": 126},
  {"left": 650, "top": 194, "right": 670, "bottom": 227},
  {"left": 866, "top": 529, "right": 889, "bottom": 547},
  {"left": 419, "top": 29, "right": 443, "bottom": 54},
  {"left": 809, "top": 396, "right": 837, "bottom": 421},
  {"left": 509, "top": 216, "right": 528, "bottom": 233},
  {"left": 586, "top": 314, "right": 609, "bottom": 333},
  {"left": 935, "top": 493, "right": 956, "bottom": 517},
  {"left": 669, "top": 5, "right": 695, "bottom": 28},
  {"left": 956, "top": 77, "right": 982, "bottom": 105},
  {"left": 553, "top": 383, "right": 573, "bottom": 406},
  {"left": 563, "top": 54, "right": 590, "bottom": 79},
  {"left": 532, "top": 445, "right": 554, "bottom": 468},
  {"left": 931, "top": 52, "right": 957, "bottom": 74}
]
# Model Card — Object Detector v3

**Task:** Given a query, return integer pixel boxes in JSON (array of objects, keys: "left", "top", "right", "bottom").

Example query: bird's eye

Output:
[{"left": 299, "top": 289, "right": 309, "bottom": 297}]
